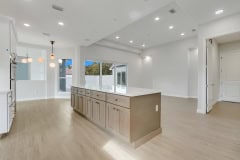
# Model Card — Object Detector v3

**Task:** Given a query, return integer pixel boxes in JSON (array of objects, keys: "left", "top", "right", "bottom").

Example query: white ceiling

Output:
[
  {"left": 215, "top": 32, "right": 240, "bottom": 44},
  {"left": 0, "top": 0, "right": 172, "bottom": 47},
  {"left": 106, "top": 0, "right": 240, "bottom": 49},
  {"left": 0, "top": 0, "right": 240, "bottom": 48}
]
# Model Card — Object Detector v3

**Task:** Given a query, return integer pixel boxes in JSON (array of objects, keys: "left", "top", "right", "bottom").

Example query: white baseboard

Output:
[
  {"left": 17, "top": 97, "right": 70, "bottom": 102},
  {"left": 162, "top": 93, "right": 197, "bottom": 99}
]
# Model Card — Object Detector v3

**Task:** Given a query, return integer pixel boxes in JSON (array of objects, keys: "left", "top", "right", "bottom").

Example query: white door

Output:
[
  {"left": 220, "top": 52, "right": 240, "bottom": 102},
  {"left": 206, "top": 40, "right": 220, "bottom": 113}
]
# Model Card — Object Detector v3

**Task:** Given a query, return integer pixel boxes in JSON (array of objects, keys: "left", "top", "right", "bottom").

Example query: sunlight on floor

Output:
[{"left": 103, "top": 141, "right": 136, "bottom": 160}]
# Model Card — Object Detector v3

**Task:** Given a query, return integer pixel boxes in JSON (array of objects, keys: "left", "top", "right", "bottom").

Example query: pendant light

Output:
[
  {"left": 50, "top": 40, "right": 55, "bottom": 60},
  {"left": 49, "top": 40, "right": 56, "bottom": 68}
]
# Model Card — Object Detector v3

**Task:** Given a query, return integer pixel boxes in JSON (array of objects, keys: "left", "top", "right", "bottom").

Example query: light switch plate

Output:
[{"left": 155, "top": 105, "right": 159, "bottom": 112}]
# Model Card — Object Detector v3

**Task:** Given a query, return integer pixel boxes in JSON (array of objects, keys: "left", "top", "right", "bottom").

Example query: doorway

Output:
[{"left": 206, "top": 32, "right": 240, "bottom": 113}]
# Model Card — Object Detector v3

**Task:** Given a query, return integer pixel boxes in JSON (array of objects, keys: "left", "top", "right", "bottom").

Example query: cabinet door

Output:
[
  {"left": 71, "top": 94, "right": 75, "bottom": 107},
  {"left": 74, "top": 94, "right": 79, "bottom": 111},
  {"left": 117, "top": 106, "right": 130, "bottom": 138},
  {"left": 92, "top": 99, "right": 106, "bottom": 128},
  {"left": 85, "top": 97, "right": 92, "bottom": 119},
  {"left": 78, "top": 95, "right": 85, "bottom": 114},
  {"left": 106, "top": 103, "right": 118, "bottom": 132}
]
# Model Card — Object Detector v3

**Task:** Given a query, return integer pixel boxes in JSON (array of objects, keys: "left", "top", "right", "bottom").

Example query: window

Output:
[
  {"left": 102, "top": 62, "right": 114, "bottom": 87},
  {"left": 59, "top": 59, "right": 72, "bottom": 92},
  {"left": 84, "top": 60, "right": 127, "bottom": 88},
  {"left": 85, "top": 60, "right": 100, "bottom": 87},
  {"left": 115, "top": 64, "right": 127, "bottom": 86},
  {"left": 16, "top": 47, "right": 46, "bottom": 80}
]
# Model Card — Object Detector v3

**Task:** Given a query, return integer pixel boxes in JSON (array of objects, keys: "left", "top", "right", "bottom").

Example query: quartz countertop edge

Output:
[{"left": 72, "top": 85, "right": 161, "bottom": 97}]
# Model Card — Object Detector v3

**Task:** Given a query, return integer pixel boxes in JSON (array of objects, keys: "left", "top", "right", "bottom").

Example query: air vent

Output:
[
  {"left": 52, "top": 4, "right": 64, "bottom": 12},
  {"left": 42, "top": 32, "right": 51, "bottom": 37},
  {"left": 192, "top": 29, "right": 197, "bottom": 32},
  {"left": 169, "top": 9, "right": 176, "bottom": 14}
]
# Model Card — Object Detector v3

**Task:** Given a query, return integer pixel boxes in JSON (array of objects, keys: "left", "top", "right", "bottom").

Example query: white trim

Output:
[{"left": 162, "top": 93, "right": 197, "bottom": 99}]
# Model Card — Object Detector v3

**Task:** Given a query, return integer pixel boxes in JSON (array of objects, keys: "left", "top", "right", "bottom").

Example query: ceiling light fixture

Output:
[
  {"left": 115, "top": 36, "right": 120, "bottom": 40},
  {"left": 154, "top": 17, "right": 160, "bottom": 21},
  {"left": 50, "top": 41, "right": 55, "bottom": 60},
  {"left": 129, "top": 40, "right": 133, "bottom": 44},
  {"left": 58, "top": 21, "right": 64, "bottom": 26},
  {"left": 24, "top": 23, "right": 31, "bottom": 27},
  {"left": 142, "top": 44, "right": 146, "bottom": 47},
  {"left": 215, "top": 9, "right": 224, "bottom": 15},
  {"left": 169, "top": 25, "right": 174, "bottom": 30},
  {"left": 180, "top": 33, "right": 185, "bottom": 36}
]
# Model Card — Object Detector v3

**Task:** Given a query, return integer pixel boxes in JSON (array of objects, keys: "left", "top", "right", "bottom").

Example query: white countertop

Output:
[{"left": 72, "top": 85, "right": 161, "bottom": 97}]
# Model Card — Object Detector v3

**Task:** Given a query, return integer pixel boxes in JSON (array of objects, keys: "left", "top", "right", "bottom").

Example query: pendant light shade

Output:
[
  {"left": 49, "top": 62, "right": 56, "bottom": 68},
  {"left": 50, "top": 41, "right": 55, "bottom": 60}
]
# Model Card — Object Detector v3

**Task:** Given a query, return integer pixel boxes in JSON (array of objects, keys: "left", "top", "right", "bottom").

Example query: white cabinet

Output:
[
  {"left": 0, "top": 16, "right": 17, "bottom": 136},
  {"left": 0, "top": 91, "right": 15, "bottom": 134}
]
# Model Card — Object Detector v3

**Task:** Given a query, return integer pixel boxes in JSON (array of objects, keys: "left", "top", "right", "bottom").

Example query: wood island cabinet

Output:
[{"left": 71, "top": 86, "right": 161, "bottom": 147}]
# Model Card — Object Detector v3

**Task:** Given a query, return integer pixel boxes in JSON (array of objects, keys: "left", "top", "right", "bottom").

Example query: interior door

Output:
[{"left": 220, "top": 52, "right": 240, "bottom": 102}]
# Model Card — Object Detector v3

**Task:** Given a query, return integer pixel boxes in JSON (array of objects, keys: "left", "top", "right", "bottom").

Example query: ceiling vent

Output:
[
  {"left": 169, "top": 9, "right": 176, "bottom": 14},
  {"left": 42, "top": 32, "right": 51, "bottom": 37},
  {"left": 52, "top": 4, "right": 64, "bottom": 12}
]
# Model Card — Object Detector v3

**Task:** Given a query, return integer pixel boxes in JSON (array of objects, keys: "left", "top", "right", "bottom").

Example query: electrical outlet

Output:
[{"left": 155, "top": 105, "right": 159, "bottom": 112}]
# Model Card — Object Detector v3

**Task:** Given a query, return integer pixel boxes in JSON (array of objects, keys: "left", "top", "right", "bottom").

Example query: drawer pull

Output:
[
  {"left": 115, "top": 99, "right": 118, "bottom": 101},
  {"left": 96, "top": 94, "right": 99, "bottom": 96},
  {"left": 96, "top": 102, "right": 100, "bottom": 104}
]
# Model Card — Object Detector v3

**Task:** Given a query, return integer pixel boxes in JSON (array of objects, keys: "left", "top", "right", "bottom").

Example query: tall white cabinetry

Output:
[{"left": 0, "top": 16, "right": 17, "bottom": 136}]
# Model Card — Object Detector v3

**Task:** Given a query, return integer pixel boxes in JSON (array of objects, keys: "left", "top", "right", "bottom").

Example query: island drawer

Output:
[
  {"left": 85, "top": 89, "right": 91, "bottom": 97},
  {"left": 72, "top": 87, "right": 78, "bottom": 94},
  {"left": 107, "top": 94, "right": 130, "bottom": 108},
  {"left": 78, "top": 88, "right": 85, "bottom": 95},
  {"left": 92, "top": 91, "right": 106, "bottom": 101}
]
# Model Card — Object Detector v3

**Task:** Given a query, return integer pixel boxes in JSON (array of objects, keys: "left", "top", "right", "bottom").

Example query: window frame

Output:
[{"left": 58, "top": 59, "right": 73, "bottom": 93}]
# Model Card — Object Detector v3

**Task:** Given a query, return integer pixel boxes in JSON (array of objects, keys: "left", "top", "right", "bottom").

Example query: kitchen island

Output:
[{"left": 71, "top": 85, "right": 161, "bottom": 147}]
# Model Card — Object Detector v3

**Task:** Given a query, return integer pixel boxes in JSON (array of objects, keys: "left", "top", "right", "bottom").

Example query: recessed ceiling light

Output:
[
  {"left": 58, "top": 22, "right": 64, "bottom": 26},
  {"left": 142, "top": 44, "right": 146, "bottom": 47},
  {"left": 24, "top": 23, "right": 31, "bottom": 27},
  {"left": 169, "top": 25, "right": 174, "bottom": 30},
  {"left": 115, "top": 36, "right": 120, "bottom": 40},
  {"left": 215, "top": 9, "right": 224, "bottom": 15},
  {"left": 154, "top": 17, "right": 160, "bottom": 21},
  {"left": 129, "top": 40, "right": 133, "bottom": 44},
  {"left": 180, "top": 33, "right": 185, "bottom": 36}
]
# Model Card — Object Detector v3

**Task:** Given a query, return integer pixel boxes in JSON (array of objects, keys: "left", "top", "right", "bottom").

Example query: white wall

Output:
[
  {"left": 16, "top": 43, "right": 76, "bottom": 101},
  {"left": 142, "top": 37, "right": 198, "bottom": 98},
  {"left": 198, "top": 13, "right": 240, "bottom": 113},
  {"left": 207, "top": 39, "right": 220, "bottom": 111},
  {"left": 188, "top": 48, "right": 198, "bottom": 98},
  {"left": 79, "top": 45, "right": 143, "bottom": 88}
]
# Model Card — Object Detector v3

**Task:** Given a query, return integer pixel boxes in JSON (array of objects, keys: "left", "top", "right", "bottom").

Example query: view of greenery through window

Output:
[{"left": 85, "top": 60, "right": 127, "bottom": 87}]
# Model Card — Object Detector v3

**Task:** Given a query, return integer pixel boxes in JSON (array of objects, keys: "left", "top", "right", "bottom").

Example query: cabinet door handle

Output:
[
  {"left": 115, "top": 99, "right": 118, "bottom": 101},
  {"left": 96, "top": 101, "right": 100, "bottom": 105},
  {"left": 113, "top": 107, "right": 115, "bottom": 110}
]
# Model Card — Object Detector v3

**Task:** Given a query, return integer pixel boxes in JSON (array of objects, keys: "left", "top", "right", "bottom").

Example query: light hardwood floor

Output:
[{"left": 0, "top": 97, "right": 239, "bottom": 160}]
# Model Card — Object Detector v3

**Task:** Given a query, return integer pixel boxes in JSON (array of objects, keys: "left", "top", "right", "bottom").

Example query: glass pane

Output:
[
  {"left": 102, "top": 63, "right": 114, "bottom": 87},
  {"left": 16, "top": 47, "right": 46, "bottom": 80},
  {"left": 115, "top": 64, "right": 127, "bottom": 87},
  {"left": 85, "top": 60, "right": 100, "bottom": 87},
  {"left": 59, "top": 59, "right": 72, "bottom": 92}
]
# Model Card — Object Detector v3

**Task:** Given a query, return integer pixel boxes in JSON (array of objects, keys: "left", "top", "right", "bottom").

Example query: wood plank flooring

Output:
[{"left": 0, "top": 97, "right": 239, "bottom": 160}]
